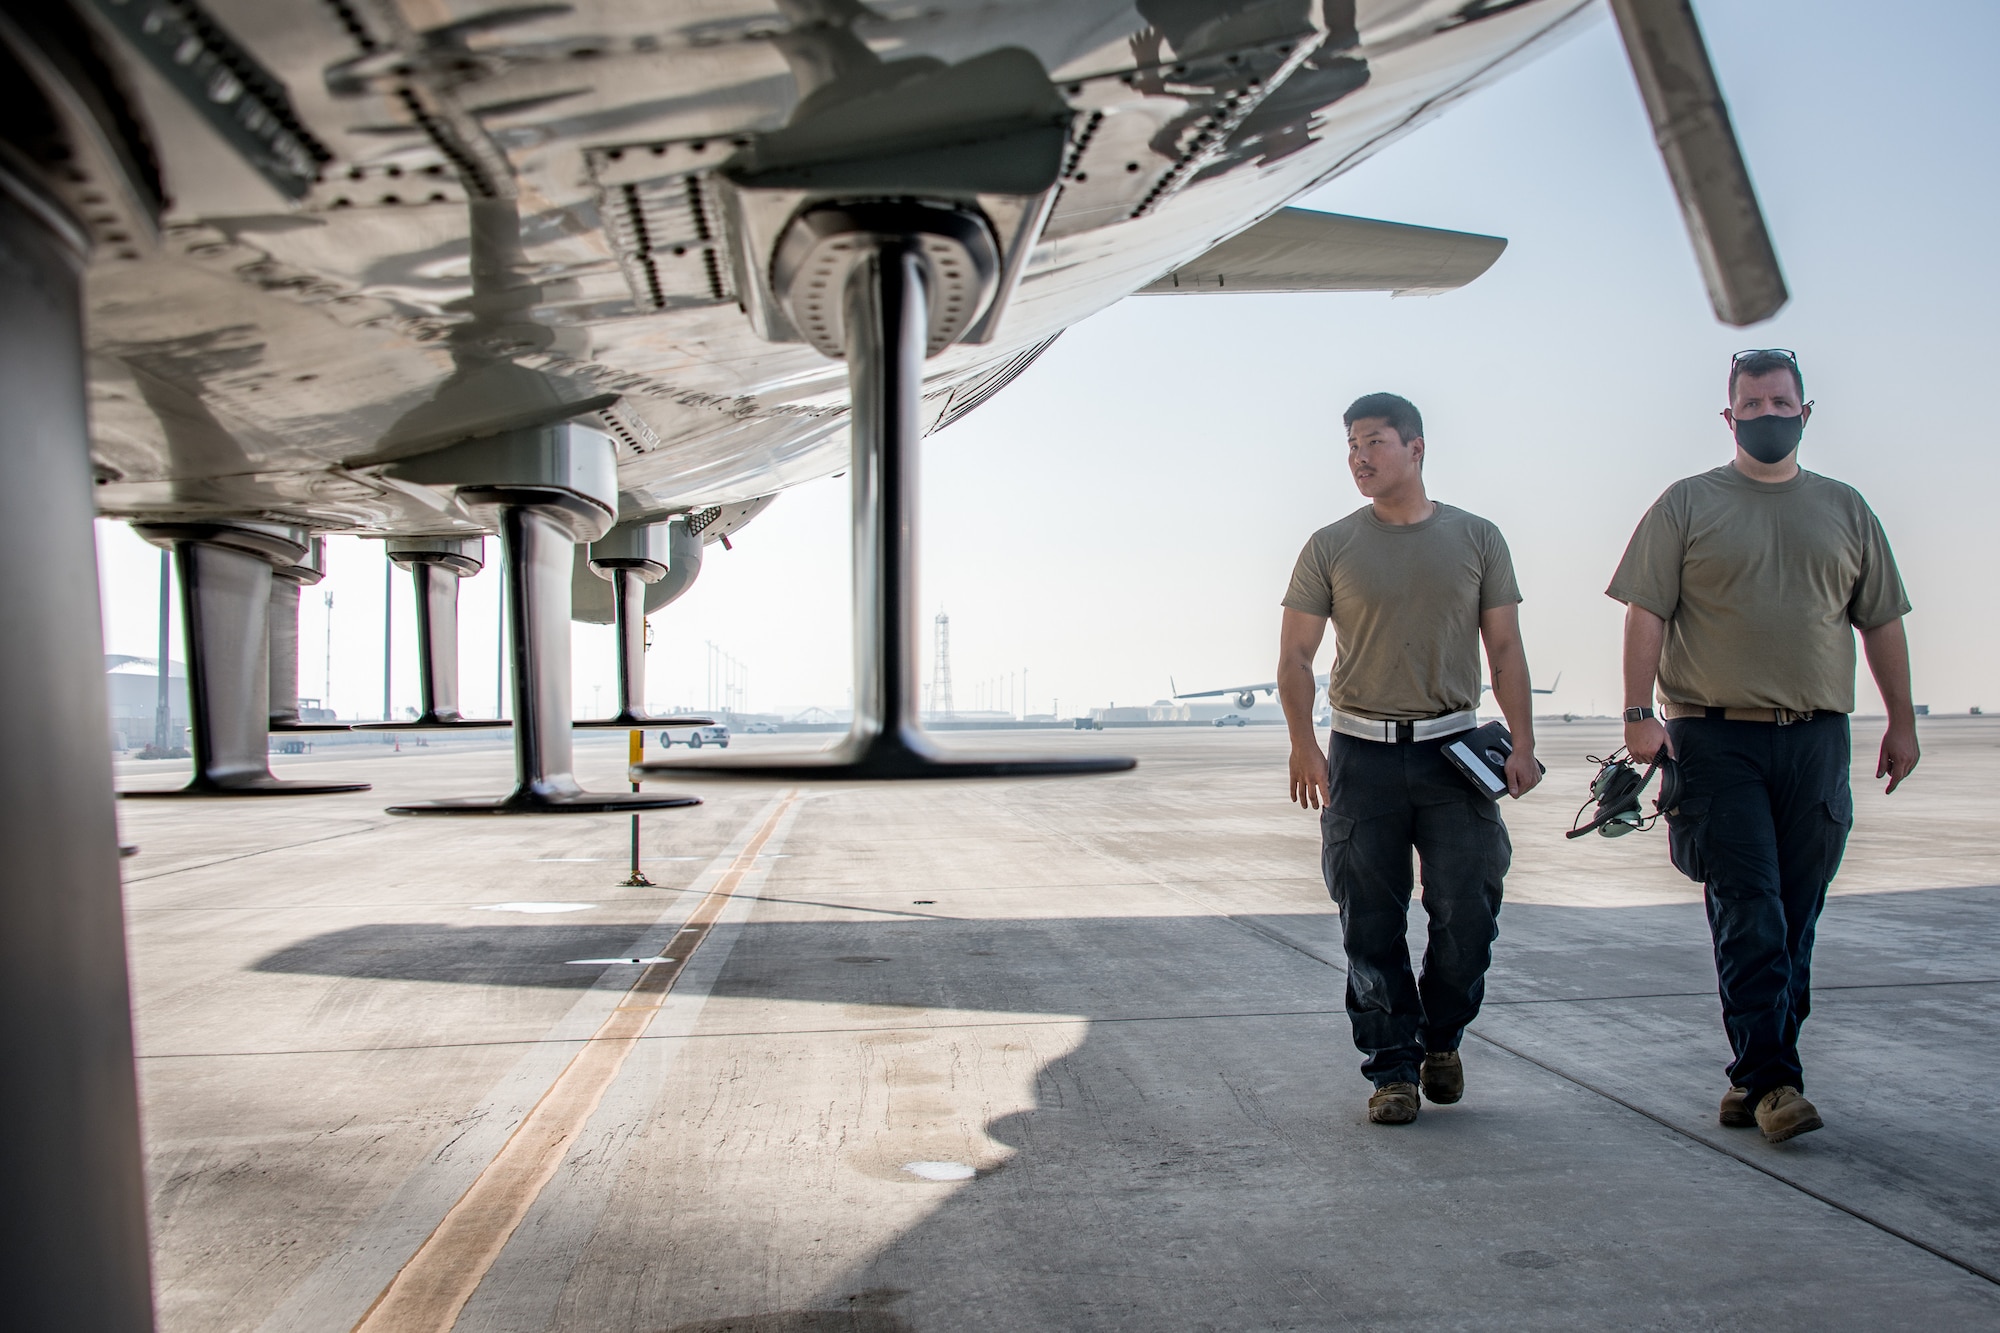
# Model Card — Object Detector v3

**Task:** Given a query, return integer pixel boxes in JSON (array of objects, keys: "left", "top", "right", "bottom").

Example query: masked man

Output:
[
  {"left": 1609, "top": 349, "right": 1918, "bottom": 1143},
  {"left": 1279, "top": 392, "right": 1541, "bottom": 1126}
]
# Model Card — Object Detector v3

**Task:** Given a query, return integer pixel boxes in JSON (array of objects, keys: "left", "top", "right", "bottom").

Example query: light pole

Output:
[
  {"left": 381, "top": 553, "right": 393, "bottom": 724},
  {"left": 494, "top": 538, "right": 506, "bottom": 719},
  {"left": 152, "top": 550, "right": 173, "bottom": 751},
  {"left": 322, "top": 588, "right": 334, "bottom": 718}
]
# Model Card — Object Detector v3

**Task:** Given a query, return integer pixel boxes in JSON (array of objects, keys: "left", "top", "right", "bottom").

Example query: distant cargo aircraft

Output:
[{"left": 1176, "top": 673, "right": 1559, "bottom": 712}]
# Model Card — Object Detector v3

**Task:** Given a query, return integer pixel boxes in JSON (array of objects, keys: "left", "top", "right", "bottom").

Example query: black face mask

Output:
[{"left": 1732, "top": 411, "right": 1804, "bottom": 464}]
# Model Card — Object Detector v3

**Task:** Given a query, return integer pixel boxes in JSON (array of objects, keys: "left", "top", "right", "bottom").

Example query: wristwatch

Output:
[{"left": 1622, "top": 706, "right": 1655, "bottom": 723}]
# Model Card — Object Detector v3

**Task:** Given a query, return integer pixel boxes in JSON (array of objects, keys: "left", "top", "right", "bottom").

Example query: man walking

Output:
[
  {"left": 1609, "top": 349, "right": 1918, "bottom": 1143},
  {"left": 1279, "top": 392, "right": 1541, "bottom": 1126}
]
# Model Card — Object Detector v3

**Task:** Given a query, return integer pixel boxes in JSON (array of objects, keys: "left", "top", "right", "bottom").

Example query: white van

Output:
[{"left": 657, "top": 724, "right": 730, "bottom": 749}]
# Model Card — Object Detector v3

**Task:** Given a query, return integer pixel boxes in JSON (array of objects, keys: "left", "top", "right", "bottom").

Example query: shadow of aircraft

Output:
[{"left": 253, "top": 885, "right": 2000, "bottom": 1327}]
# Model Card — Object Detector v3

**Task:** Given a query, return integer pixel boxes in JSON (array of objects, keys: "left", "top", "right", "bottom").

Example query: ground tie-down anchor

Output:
[
  {"left": 356, "top": 538, "right": 512, "bottom": 732},
  {"left": 635, "top": 202, "right": 1133, "bottom": 781},
  {"left": 574, "top": 517, "right": 711, "bottom": 731},
  {"left": 126, "top": 522, "right": 371, "bottom": 797},
  {"left": 619, "top": 728, "right": 654, "bottom": 887},
  {"left": 380, "top": 424, "right": 700, "bottom": 814}
]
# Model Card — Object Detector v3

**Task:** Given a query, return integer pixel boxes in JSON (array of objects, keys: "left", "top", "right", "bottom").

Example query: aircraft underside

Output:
[{"left": 84, "top": 0, "right": 1592, "bottom": 532}]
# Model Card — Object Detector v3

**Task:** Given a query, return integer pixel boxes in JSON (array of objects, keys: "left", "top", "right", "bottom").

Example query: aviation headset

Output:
[{"left": 1564, "top": 749, "right": 1683, "bottom": 840}]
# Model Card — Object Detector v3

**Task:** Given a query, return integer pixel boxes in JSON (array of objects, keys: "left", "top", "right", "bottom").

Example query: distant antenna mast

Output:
[{"left": 932, "top": 610, "right": 953, "bottom": 720}]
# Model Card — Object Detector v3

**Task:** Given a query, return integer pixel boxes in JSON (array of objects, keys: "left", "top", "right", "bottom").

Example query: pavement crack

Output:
[{"left": 122, "top": 822, "right": 392, "bottom": 883}]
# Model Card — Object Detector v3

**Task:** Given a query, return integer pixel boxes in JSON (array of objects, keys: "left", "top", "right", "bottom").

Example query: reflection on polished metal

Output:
[
  {"left": 386, "top": 428, "right": 698, "bottom": 814},
  {"left": 357, "top": 538, "right": 508, "bottom": 731},
  {"left": 269, "top": 537, "right": 348, "bottom": 733},
  {"left": 772, "top": 201, "right": 1002, "bottom": 358},
  {"left": 639, "top": 205, "right": 1132, "bottom": 782},
  {"left": 0, "top": 139, "right": 155, "bottom": 1330},
  {"left": 126, "top": 524, "right": 369, "bottom": 797},
  {"left": 577, "top": 518, "right": 711, "bottom": 730}
]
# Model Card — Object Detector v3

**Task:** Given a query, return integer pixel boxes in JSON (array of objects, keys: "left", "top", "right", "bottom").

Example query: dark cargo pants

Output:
[
  {"left": 1319, "top": 731, "right": 1511, "bottom": 1087},
  {"left": 1664, "top": 712, "right": 1853, "bottom": 1101}
]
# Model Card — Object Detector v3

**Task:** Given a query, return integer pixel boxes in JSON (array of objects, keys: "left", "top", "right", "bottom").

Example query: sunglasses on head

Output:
[{"left": 1732, "top": 348, "right": 1797, "bottom": 365}]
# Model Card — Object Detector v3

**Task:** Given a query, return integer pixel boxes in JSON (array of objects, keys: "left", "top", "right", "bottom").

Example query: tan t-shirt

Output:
[
  {"left": 1607, "top": 466, "right": 1910, "bottom": 713},
  {"left": 1282, "top": 502, "right": 1521, "bottom": 721}
]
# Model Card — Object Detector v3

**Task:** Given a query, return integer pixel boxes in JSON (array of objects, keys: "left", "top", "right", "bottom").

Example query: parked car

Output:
[
  {"left": 740, "top": 720, "right": 780, "bottom": 734},
  {"left": 1214, "top": 714, "right": 1249, "bottom": 728},
  {"left": 658, "top": 724, "right": 731, "bottom": 749},
  {"left": 1072, "top": 717, "right": 1102, "bottom": 731}
]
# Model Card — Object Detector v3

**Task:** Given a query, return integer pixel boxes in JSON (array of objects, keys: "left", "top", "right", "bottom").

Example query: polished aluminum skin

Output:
[{"left": 82, "top": 0, "right": 1605, "bottom": 540}]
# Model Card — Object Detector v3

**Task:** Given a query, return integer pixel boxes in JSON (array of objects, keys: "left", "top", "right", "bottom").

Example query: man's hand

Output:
[
  {"left": 1625, "top": 717, "right": 1672, "bottom": 764},
  {"left": 1861, "top": 618, "right": 1919, "bottom": 794},
  {"left": 1503, "top": 744, "right": 1541, "bottom": 798},
  {"left": 1290, "top": 740, "right": 1330, "bottom": 809},
  {"left": 1878, "top": 720, "right": 1919, "bottom": 794}
]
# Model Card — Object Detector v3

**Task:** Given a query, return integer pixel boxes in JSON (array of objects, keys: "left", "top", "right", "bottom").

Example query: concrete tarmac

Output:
[{"left": 113, "top": 721, "right": 2000, "bottom": 1330}]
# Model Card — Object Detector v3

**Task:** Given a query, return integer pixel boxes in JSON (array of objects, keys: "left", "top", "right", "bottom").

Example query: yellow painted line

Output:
[{"left": 351, "top": 793, "right": 798, "bottom": 1333}]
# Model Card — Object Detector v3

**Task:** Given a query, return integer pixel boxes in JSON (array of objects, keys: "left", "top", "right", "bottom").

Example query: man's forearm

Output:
[
  {"left": 1622, "top": 606, "right": 1667, "bottom": 707},
  {"left": 1490, "top": 647, "right": 1536, "bottom": 749},
  {"left": 1277, "top": 658, "right": 1319, "bottom": 744},
  {"left": 1862, "top": 618, "right": 1916, "bottom": 726}
]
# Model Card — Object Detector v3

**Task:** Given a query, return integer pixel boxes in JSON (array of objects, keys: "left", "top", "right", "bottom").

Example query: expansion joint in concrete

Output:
[{"left": 1465, "top": 1027, "right": 2000, "bottom": 1291}]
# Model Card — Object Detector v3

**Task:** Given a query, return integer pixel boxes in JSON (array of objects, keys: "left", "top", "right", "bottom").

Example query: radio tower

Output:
[{"left": 931, "top": 610, "right": 954, "bottom": 720}]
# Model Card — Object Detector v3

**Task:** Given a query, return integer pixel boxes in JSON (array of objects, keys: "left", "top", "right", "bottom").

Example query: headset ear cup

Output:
[
  {"left": 1570, "top": 752, "right": 1668, "bottom": 841},
  {"left": 1655, "top": 756, "right": 1683, "bottom": 815}
]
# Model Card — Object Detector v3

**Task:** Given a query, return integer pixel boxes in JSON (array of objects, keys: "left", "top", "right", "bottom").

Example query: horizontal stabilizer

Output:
[{"left": 1140, "top": 208, "right": 1506, "bottom": 297}]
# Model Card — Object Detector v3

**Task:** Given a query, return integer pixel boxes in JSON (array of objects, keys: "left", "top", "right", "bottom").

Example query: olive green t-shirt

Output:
[
  {"left": 1281, "top": 502, "right": 1521, "bottom": 721},
  {"left": 1606, "top": 466, "right": 1910, "bottom": 713}
]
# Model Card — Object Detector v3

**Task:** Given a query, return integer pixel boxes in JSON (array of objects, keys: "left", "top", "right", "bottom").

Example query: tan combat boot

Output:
[
  {"left": 1368, "top": 1082, "right": 1420, "bottom": 1125},
  {"left": 1719, "top": 1086, "right": 1755, "bottom": 1128},
  {"left": 1754, "top": 1086, "right": 1824, "bottom": 1143},
  {"left": 1421, "top": 1051, "right": 1464, "bottom": 1105}
]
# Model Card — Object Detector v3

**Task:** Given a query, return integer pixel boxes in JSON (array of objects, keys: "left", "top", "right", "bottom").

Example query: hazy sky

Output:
[{"left": 94, "top": 0, "right": 2000, "bottom": 721}]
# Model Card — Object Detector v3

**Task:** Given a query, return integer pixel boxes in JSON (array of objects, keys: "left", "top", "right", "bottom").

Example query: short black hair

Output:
[
  {"left": 1343, "top": 392, "right": 1423, "bottom": 444},
  {"left": 1728, "top": 350, "right": 1803, "bottom": 402}
]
